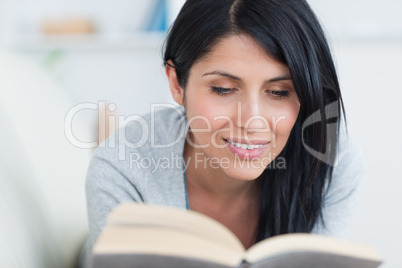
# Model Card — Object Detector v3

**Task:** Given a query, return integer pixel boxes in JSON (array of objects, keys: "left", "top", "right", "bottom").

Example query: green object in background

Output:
[{"left": 43, "top": 50, "right": 65, "bottom": 71}]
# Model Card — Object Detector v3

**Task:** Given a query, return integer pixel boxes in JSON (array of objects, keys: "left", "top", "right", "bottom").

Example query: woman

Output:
[{"left": 85, "top": 0, "right": 363, "bottom": 260}]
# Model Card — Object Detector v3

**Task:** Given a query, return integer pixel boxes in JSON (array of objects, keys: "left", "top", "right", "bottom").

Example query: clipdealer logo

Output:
[{"left": 65, "top": 101, "right": 340, "bottom": 166}]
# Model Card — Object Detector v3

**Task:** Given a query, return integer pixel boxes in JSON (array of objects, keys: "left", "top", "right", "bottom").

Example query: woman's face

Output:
[{"left": 172, "top": 34, "right": 300, "bottom": 181}]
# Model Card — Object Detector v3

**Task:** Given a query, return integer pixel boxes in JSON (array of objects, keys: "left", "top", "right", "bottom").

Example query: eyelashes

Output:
[
  {"left": 269, "top": 90, "right": 290, "bottom": 100},
  {"left": 210, "top": 86, "right": 237, "bottom": 96},
  {"left": 210, "top": 86, "right": 290, "bottom": 100}
]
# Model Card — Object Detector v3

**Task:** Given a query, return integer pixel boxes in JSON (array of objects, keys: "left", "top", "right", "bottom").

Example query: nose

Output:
[{"left": 236, "top": 95, "right": 270, "bottom": 133}]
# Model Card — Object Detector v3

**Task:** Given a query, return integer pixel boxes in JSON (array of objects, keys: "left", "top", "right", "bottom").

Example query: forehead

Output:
[{"left": 190, "top": 34, "right": 290, "bottom": 79}]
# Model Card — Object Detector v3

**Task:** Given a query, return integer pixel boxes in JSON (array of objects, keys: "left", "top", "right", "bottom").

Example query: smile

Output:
[{"left": 226, "top": 140, "right": 264, "bottom": 150}]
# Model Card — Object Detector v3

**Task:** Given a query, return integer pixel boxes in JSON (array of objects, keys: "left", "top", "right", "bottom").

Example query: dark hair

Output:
[{"left": 163, "top": 0, "right": 345, "bottom": 242}]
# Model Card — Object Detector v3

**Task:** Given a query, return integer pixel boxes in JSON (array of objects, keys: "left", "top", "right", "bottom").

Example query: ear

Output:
[{"left": 165, "top": 60, "right": 184, "bottom": 106}]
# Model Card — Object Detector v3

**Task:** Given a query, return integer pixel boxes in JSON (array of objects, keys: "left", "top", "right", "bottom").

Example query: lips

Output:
[{"left": 223, "top": 138, "right": 269, "bottom": 159}]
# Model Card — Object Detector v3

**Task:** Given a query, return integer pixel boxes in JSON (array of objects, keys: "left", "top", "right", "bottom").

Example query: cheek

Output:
[
  {"left": 185, "top": 91, "right": 220, "bottom": 136},
  {"left": 270, "top": 102, "right": 300, "bottom": 143}
]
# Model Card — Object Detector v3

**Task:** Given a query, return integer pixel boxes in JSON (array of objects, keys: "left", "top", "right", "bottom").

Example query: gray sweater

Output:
[{"left": 85, "top": 105, "right": 364, "bottom": 259}]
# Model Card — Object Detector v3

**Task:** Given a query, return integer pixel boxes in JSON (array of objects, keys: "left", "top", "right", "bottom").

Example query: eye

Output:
[
  {"left": 267, "top": 89, "right": 289, "bottom": 100},
  {"left": 210, "top": 86, "right": 237, "bottom": 96}
]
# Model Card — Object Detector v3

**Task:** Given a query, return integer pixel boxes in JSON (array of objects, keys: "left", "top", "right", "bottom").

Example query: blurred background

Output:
[{"left": 0, "top": 0, "right": 400, "bottom": 267}]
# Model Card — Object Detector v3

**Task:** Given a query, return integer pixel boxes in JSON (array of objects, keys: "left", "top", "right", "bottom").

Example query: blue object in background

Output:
[{"left": 145, "top": 0, "right": 168, "bottom": 32}]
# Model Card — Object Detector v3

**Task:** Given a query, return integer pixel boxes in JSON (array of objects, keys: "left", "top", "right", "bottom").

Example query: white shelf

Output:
[{"left": 7, "top": 32, "right": 166, "bottom": 52}]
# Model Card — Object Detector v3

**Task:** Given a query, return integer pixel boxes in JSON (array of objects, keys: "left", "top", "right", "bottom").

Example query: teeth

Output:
[{"left": 227, "top": 140, "right": 263, "bottom": 150}]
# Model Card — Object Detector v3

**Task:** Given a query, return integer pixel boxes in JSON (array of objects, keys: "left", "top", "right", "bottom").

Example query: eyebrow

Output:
[{"left": 202, "top": 71, "right": 292, "bottom": 82}]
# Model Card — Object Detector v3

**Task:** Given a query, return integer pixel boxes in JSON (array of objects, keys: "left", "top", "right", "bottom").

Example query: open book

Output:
[{"left": 90, "top": 203, "right": 382, "bottom": 268}]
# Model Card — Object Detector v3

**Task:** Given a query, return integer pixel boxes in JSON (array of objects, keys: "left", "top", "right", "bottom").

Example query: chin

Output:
[{"left": 224, "top": 167, "right": 265, "bottom": 181}]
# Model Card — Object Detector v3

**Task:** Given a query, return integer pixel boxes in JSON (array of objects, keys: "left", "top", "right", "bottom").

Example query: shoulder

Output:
[
  {"left": 116, "top": 105, "right": 187, "bottom": 155},
  {"left": 86, "top": 104, "right": 188, "bottom": 204},
  {"left": 312, "top": 122, "right": 365, "bottom": 237},
  {"left": 93, "top": 105, "right": 186, "bottom": 161},
  {"left": 329, "top": 122, "right": 365, "bottom": 199}
]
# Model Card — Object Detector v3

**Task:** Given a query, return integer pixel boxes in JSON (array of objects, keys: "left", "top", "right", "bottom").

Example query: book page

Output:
[
  {"left": 93, "top": 226, "right": 243, "bottom": 267},
  {"left": 107, "top": 203, "right": 245, "bottom": 253},
  {"left": 244, "top": 233, "right": 382, "bottom": 264}
]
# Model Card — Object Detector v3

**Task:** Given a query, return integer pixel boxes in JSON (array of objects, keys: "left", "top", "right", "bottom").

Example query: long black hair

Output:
[{"left": 163, "top": 0, "right": 344, "bottom": 242}]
